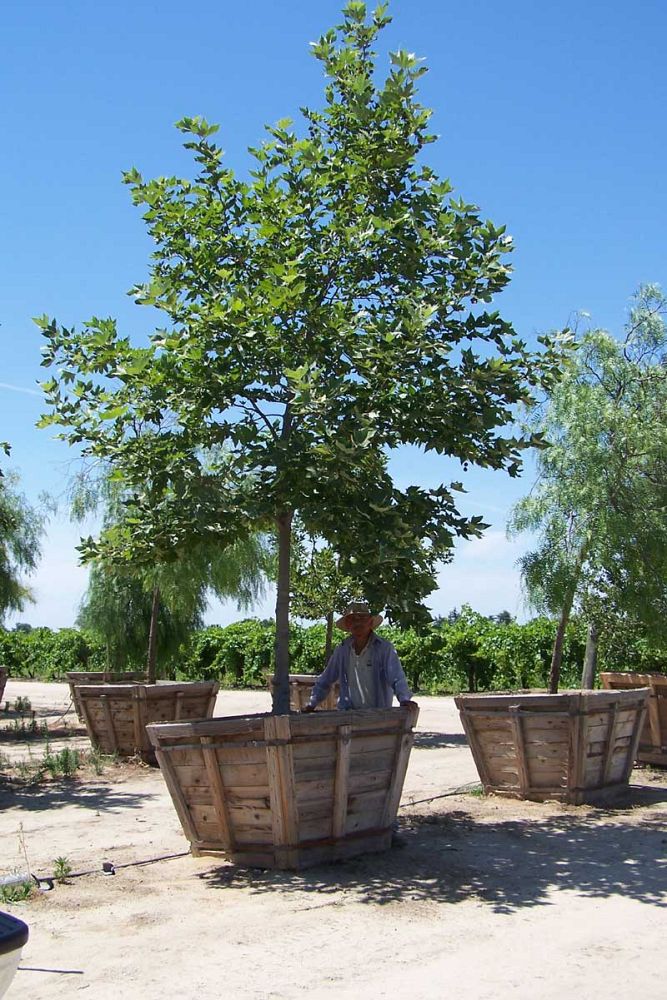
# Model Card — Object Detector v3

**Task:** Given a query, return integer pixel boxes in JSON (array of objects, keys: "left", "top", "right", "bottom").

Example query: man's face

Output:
[{"left": 347, "top": 613, "right": 374, "bottom": 643}]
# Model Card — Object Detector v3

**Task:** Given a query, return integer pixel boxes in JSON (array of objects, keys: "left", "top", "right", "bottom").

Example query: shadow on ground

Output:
[
  {"left": 0, "top": 777, "right": 156, "bottom": 814},
  {"left": 197, "top": 786, "right": 667, "bottom": 913},
  {"left": 413, "top": 731, "right": 469, "bottom": 750}
]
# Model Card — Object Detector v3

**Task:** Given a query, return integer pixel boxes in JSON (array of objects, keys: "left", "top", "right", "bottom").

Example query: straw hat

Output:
[{"left": 335, "top": 601, "right": 383, "bottom": 631}]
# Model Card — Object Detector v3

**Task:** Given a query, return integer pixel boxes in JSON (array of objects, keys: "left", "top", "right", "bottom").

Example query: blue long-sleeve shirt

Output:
[{"left": 308, "top": 633, "right": 412, "bottom": 710}]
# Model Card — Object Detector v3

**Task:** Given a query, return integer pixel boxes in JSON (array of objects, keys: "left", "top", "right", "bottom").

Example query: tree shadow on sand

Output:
[
  {"left": 0, "top": 778, "right": 157, "bottom": 814},
  {"left": 197, "top": 784, "right": 667, "bottom": 914}
]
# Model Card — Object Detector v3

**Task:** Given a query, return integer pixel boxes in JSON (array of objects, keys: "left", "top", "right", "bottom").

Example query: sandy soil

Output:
[{"left": 1, "top": 678, "right": 665, "bottom": 1000}]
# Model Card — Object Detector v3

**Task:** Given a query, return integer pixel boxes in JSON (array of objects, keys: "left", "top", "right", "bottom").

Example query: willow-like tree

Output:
[
  {"left": 73, "top": 475, "right": 271, "bottom": 681},
  {"left": 39, "top": 2, "right": 562, "bottom": 713},
  {"left": 0, "top": 459, "right": 44, "bottom": 623},
  {"left": 509, "top": 284, "right": 667, "bottom": 692}
]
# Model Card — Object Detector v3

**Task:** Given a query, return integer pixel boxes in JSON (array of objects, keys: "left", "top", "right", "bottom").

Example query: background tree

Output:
[
  {"left": 509, "top": 284, "right": 667, "bottom": 691},
  {"left": 0, "top": 462, "right": 44, "bottom": 623},
  {"left": 290, "top": 531, "right": 359, "bottom": 663},
  {"left": 73, "top": 473, "right": 272, "bottom": 681},
  {"left": 39, "top": 2, "right": 563, "bottom": 712}
]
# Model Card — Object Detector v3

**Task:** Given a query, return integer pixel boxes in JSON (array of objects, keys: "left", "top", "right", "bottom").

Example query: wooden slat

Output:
[
  {"left": 647, "top": 691, "right": 662, "bottom": 751},
  {"left": 381, "top": 704, "right": 419, "bottom": 827},
  {"left": 509, "top": 707, "right": 530, "bottom": 796},
  {"left": 202, "top": 736, "right": 236, "bottom": 851},
  {"left": 264, "top": 716, "right": 299, "bottom": 868},
  {"left": 332, "top": 724, "right": 351, "bottom": 839},
  {"left": 100, "top": 694, "right": 118, "bottom": 754},
  {"left": 133, "top": 687, "right": 146, "bottom": 756},
  {"left": 601, "top": 701, "right": 620, "bottom": 785},
  {"left": 625, "top": 696, "right": 648, "bottom": 778}
]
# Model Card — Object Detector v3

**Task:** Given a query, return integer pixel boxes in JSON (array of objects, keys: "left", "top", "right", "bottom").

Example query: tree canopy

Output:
[{"left": 39, "top": 2, "right": 563, "bottom": 711}]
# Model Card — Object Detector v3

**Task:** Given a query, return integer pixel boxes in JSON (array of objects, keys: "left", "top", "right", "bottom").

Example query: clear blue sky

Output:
[{"left": 2, "top": 0, "right": 665, "bottom": 628}]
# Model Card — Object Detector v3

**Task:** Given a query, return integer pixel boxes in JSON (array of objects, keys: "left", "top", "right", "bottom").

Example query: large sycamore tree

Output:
[
  {"left": 39, "top": 2, "right": 562, "bottom": 713},
  {"left": 510, "top": 284, "right": 667, "bottom": 692}
]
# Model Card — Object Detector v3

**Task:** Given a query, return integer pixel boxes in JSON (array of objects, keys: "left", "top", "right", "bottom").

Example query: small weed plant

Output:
[
  {"left": 0, "top": 879, "right": 34, "bottom": 904},
  {"left": 53, "top": 857, "right": 73, "bottom": 883}
]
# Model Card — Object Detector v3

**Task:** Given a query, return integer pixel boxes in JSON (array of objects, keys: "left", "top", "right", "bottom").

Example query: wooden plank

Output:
[
  {"left": 224, "top": 786, "right": 272, "bottom": 804},
  {"left": 332, "top": 724, "right": 351, "bottom": 839},
  {"left": 220, "top": 762, "right": 270, "bottom": 786},
  {"left": 296, "top": 778, "right": 335, "bottom": 803},
  {"left": 349, "top": 751, "right": 397, "bottom": 775},
  {"left": 155, "top": 747, "right": 201, "bottom": 848},
  {"left": 202, "top": 736, "right": 236, "bottom": 852},
  {"left": 509, "top": 707, "right": 530, "bottom": 796}
]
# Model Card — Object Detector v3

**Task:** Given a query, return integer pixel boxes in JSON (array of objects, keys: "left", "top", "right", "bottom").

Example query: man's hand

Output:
[
  {"left": 400, "top": 700, "right": 419, "bottom": 709},
  {"left": 302, "top": 704, "right": 316, "bottom": 713}
]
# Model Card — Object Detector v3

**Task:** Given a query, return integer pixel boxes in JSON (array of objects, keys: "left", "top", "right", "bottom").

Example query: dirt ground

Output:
[{"left": 1, "top": 679, "right": 665, "bottom": 1000}]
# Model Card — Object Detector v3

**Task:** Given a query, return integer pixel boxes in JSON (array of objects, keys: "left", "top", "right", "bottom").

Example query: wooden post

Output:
[
  {"left": 132, "top": 686, "right": 146, "bottom": 756},
  {"left": 624, "top": 696, "right": 647, "bottom": 782},
  {"left": 601, "top": 700, "right": 620, "bottom": 786},
  {"left": 509, "top": 706, "right": 530, "bottom": 796},
  {"left": 381, "top": 704, "right": 419, "bottom": 828},
  {"left": 201, "top": 737, "right": 236, "bottom": 852},
  {"left": 264, "top": 715, "right": 299, "bottom": 867},
  {"left": 332, "top": 724, "right": 351, "bottom": 839}
]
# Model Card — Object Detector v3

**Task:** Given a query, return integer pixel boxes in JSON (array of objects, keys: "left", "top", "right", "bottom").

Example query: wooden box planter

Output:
[
  {"left": 267, "top": 673, "right": 339, "bottom": 712},
  {"left": 601, "top": 672, "right": 667, "bottom": 766},
  {"left": 0, "top": 667, "right": 7, "bottom": 705},
  {"left": 77, "top": 681, "right": 219, "bottom": 765},
  {"left": 455, "top": 689, "right": 649, "bottom": 804},
  {"left": 66, "top": 670, "right": 147, "bottom": 722},
  {"left": 147, "top": 704, "right": 419, "bottom": 870}
]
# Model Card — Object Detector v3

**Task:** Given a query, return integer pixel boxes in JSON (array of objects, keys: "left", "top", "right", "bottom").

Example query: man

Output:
[{"left": 303, "top": 601, "right": 416, "bottom": 711}]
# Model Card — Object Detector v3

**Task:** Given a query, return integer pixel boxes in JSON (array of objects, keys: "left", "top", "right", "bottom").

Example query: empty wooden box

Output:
[
  {"left": 77, "top": 680, "right": 219, "bottom": 764},
  {"left": 456, "top": 689, "right": 648, "bottom": 804},
  {"left": 66, "top": 670, "right": 147, "bottom": 721},
  {"left": 267, "top": 673, "right": 339, "bottom": 712},
  {"left": 601, "top": 672, "right": 667, "bottom": 766}
]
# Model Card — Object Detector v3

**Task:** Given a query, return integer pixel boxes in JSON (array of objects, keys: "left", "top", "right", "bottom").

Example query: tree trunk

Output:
[
  {"left": 146, "top": 585, "right": 160, "bottom": 684},
  {"left": 581, "top": 620, "right": 599, "bottom": 689},
  {"left": 272, "top": 510, "right": 293, "bottom": 715},
  {"left": 548, "top": 603, "right": 571, "bottom": 694},
  {"left": 548, "top": 543, "right": 588, "bottom": 694},
  {"left": 324, "top": 610, "right": 334, "bottom": 665}
]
